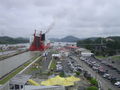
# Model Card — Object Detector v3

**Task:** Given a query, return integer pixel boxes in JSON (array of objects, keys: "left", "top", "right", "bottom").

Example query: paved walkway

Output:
[{"left": 41, "top": 52, "right": 52, "bottom": 72}]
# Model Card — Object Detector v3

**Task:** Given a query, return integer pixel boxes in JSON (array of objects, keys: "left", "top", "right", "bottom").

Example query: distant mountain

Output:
[
  {"left": 60, "top": 36, "right": 80, "bottom": 42},
  {"left": 0, "top": 36, "right": 29, "bottom": 44},
  {"left": 49, "top": 38, "right": 60, "bottom": 42},
  {"left": 49, "top": 36, "right": 80, "bottom": 42}
]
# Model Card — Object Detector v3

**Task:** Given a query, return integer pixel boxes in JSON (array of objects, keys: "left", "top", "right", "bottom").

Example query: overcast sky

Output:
[{"left": 0, "top": 0, "right": 120, "bottom": 38}]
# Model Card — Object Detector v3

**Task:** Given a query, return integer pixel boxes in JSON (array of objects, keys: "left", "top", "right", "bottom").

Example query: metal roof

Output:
[
  {"left": 25, "top": 85, "right": 65, "bottom": 90},
  {"left": 10, "top": 74, "right": 31, "bottom": 85}
]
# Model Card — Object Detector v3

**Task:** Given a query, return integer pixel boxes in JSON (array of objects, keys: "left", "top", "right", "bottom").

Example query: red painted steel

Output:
[{"left": 29, "top": 30, "right": 45, "bottom": 51}]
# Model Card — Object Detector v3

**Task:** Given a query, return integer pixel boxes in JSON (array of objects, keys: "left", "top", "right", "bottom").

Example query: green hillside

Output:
[{"left": 0, "top": 36, "right": 29, "bottom": 44}]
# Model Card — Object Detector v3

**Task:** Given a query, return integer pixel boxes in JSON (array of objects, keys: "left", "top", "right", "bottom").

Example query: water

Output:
[
  {"left": 52, "top": 42, "right": 76, "bottom": 46},
  {"left": 0, "top": 43, "right": 30, "bottom": 56},
  {"left": 0, "top": 51, "right": 39, "bottom": 78},
  {"left": 0, "top": 50, "right": 17, "bottom": 56}
]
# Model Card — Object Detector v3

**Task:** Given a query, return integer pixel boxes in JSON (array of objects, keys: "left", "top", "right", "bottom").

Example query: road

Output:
[
  {"left": 73, "top": 56, "right": 119, "bottom": 90},
  {"left": 0, "top": 51, "right": 40, "bottom": 79},
  {"left": 41, "top": 51, "right": 52, "bottom": 72}
]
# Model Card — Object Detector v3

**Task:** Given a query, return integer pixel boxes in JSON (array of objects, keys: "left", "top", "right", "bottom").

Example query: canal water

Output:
[
  {"left": 0, "top": 50, "right": 17, "bottom": 56},
  {"left": 0, "top": 51, "right": 40, "bottom": 78}
]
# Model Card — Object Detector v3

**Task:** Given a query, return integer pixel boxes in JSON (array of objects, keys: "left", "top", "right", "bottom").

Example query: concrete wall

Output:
[{"left": 0, "top": 51, "right": 39, "bottom": 78}]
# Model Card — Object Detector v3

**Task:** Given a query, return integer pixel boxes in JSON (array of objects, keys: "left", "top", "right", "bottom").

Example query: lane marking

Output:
[{"left": 19, "top": 56, "right": 41, "bottom": 74}]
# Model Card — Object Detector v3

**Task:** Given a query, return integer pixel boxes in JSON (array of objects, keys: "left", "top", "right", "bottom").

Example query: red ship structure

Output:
[
  {"left": 29, "top": 30, "right": 46, "bottom": 51},
  {"left": 29, "top": 23, "right": 54, "bottom": 51}
]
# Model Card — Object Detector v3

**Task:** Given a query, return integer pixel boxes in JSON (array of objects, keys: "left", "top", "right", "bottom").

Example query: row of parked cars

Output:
[
  {"left": 80, "top": 57, "right": 106, "bottom": 74},
  {"left": 68, "top": 56, "right": 83, "bottom": 73},
  {"left": 80, "top": 56, "right": 120, "bottom": 88},
  {"left": 101, "top": 61, "right": 120, "bottom": 74}
]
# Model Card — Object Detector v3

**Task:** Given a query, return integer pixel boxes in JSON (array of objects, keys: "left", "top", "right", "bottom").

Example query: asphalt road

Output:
[
  {"left": 73, "top": 56, "right": 119, "bottom": 90},
  {"left": 41, "top": 51, "right": 52, "bottom": 72}
]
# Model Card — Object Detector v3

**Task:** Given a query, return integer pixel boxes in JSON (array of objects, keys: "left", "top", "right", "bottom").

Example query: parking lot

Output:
[
  {"left": 55, "top": 57, "right": 84, "bottom": 76},
  {"left": 50, "top": 51, "right": 120, "bottom": 90},
  {"left": 78, "top": 55, "right": 120, "bottom": 90}
]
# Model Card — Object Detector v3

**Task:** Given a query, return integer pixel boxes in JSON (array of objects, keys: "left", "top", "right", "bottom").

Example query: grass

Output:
[
  {"left": 0, "top": 56, "right": 42, "bottom": 84},
  {"left": 22, "top": 57, "right": 43, "bottom": 74},
  {"left": 111, "top": 55, "right": 120, "bottom": 60},
  {"left": 29, "top": 67, "right": 39, "bottom": 72},
  {"left": 95, "top": 56, "right": 108, "bottom": 59},
  {"left": 0, "top": 49, "right": 5, "bottom": 52},
  {"left": 0, "top": 66, "right": 24, "bottom": 84},
  {"left": 50, "top": 59, "right": 56, "bottom": 70},
  {"left": 96, "top": 55, "right": 120, "bottom": 61}
]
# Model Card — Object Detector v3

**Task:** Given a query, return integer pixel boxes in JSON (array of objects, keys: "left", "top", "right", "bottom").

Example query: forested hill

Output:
[
  {"left": 77, "top": 36, "right": 120, "bottom": 56},
  {"left": 0, "top": 36, "right": 29, "bottom": 44},
  {"left": 49, "top": 35, "right": 80, "bottom": 42}
]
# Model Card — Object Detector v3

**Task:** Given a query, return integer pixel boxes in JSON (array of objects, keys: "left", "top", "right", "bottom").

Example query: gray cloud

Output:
[{"left": 0, "top": 0, "right": 120, "bottom": 38}]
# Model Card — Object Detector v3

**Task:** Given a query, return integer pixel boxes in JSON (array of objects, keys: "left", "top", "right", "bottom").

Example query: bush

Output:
[
  {"left": 89, "top": 78, "right": 98, "bottom": 87},
  {"left": 59, "top": 71, "right": 65, "bottom": 77},
  {"left": 87, "top": 86, "right": 98, "bottom": 90},
  {"left": 75, "top": 71, "right": 81, "bottom": 76}
]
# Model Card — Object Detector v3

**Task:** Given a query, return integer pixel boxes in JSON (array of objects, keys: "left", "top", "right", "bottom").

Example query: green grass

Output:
[
  {"left": 24, "top": 57, "right": 43, "bottom": 74},
  {"left": 50, "top": 59, "right": 56, "bottom": 70},
  {"left": 29, "top": 67, "right": 39, "bottom": 72},
  {"left": 111, "top": 55, "right": 120, "bottom": 60},
  {"left": 96, "top": 55, "right": 120, "bottom": 61},
  {"left": 95, "top": 56, "right": 108, "bottom": 59},
  {"left": 0, "top": 50, "right": 4, "bottom": 52},
  {"left": 0, "top": 67, "right": 24, "bottom": 84}
]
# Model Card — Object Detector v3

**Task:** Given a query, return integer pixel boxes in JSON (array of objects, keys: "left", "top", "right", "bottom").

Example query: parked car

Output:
[
  {"left": 114, "top": 81, "right": 120, "bottom": 86},
  {"left": 107, "top": 75, "right": 113, "bottom": 80},
  {"left": 103, "top": 73, "right": 110, "bottom": 78},
  {"left": 57, "top": 61, "right": 62, "bottom": 64},
  {"left": 98, "top": 67, "right": 106, "bottom": 75},
  {"left": 92, "top": 66, "right": 99, "bottom": 71},
  {"left": 84, "top": 71, "right": 92, "bottom": 80},
  {"left": 116, "top": 69, "right": 120, "bottom": 74},
  {"left": 110, "top": 77, "right": 117, "bottom": 84},
  {"left": 56, "top": 66, "right": 63, "bottom": 71}
]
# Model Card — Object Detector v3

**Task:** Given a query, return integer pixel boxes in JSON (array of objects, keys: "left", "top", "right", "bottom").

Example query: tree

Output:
[{"left": 90, "top": 78, "right": 98, "bottom": 87}]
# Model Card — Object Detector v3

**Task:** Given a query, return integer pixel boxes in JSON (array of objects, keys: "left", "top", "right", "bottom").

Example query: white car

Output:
[
  {"left": 57, "top": 61, "right": 62, "bottom": 64},
  {"left": 103, "top": 73, "right": 110, "bottom": 78},
  {"left": 57, "top": 66, "right": 63, "bottom": 71},
  {"left": 92, "top": 66, "right": 98, "bottom": 71},
  {"left": 114, "top": 81, "right": 120, "bottom": 86}
]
